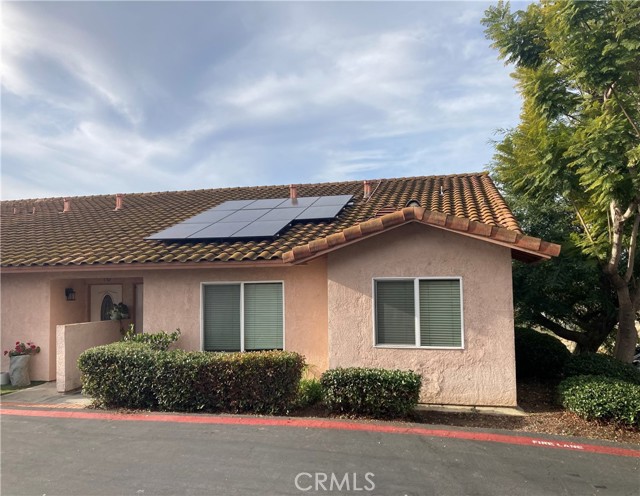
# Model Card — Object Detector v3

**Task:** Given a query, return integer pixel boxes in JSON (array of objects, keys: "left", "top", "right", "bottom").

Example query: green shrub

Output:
[
  {"left": 558, "top": 375, "right": 640, "bottom": 426},
  {"left": 295, "top": 378, "right": 323, "bottom": 408},
  {"left": 78, "top": 344, "right": 305, "bottom": 414},
  {"left": 514, "top": 327, "right": 570, "bottom": 382},
  {"left": 78, "top": 342, "right": 159, "bottom": 409},
  {"left": 320, "top": 367, "right": 421, "bottom": 418},
  {"left": 564, "top": 353, "right": 640, "bottom": 384},
  {"left": 122, "top": 325, "right": 181, "bottom": 351}
]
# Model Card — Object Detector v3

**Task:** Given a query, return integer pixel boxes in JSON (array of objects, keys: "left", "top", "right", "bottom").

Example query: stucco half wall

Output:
[{"left": 327, "top": 222, "right": 517, "bottom": 407}]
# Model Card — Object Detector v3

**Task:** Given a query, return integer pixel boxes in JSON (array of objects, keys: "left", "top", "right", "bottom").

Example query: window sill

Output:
[{"left": 374, "top": 345, "right": 465, "bottom": 350}]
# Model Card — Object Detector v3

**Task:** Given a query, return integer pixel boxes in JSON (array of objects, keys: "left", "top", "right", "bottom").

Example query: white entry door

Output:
[{"left": 91, "top": 285, "right": 123, "bottom": 321}]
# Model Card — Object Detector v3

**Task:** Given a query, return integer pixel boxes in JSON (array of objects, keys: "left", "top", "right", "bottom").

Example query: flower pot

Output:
[{"left": 9, "top": 355, "right": 31, "bottom": 387}]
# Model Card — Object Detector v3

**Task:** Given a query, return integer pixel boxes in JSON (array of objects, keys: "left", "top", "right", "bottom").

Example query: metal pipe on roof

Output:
[
  {"left": 115, "top": 193, "right": 123, "bottom": 210},
  {"left": 289, "top": 184, "right": 298, "bottom": 201},
  {"left": 363, "top": 180, "right": 371, "bottom": 199}
]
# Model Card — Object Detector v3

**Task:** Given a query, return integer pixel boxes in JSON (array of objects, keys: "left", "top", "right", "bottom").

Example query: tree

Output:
[
  {"left": 501, "top": 184, "right": 618, "bottom": 353},
  {"left": 483, "top": 0, "right": 640, "bottom": 362}
]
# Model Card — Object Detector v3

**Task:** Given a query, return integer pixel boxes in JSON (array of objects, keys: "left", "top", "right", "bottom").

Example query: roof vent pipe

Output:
[
  {"left": 63, "top": 198, "right": 71, "bottom": 213},
  {"left": 363, "top": 180, "right": 371, "bottom": 199},
  {"left": 13, "top": 207, "right": 17, "bottom": 215},
  {"left": 289, "top": 184, "right": 298, "bottom": 200},
  {"left": 115, "top": 193, "right": 123, "bottom": 210}
]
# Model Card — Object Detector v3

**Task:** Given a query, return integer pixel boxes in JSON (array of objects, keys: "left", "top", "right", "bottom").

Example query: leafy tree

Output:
[
  {"left": 505, "top": 190, "right": 618, "bottom": 353},
  {"left": 483, "top": 0, "right": 640, "bottom": 361}
]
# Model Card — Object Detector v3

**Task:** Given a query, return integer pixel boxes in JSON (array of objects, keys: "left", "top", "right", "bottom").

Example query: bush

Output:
[
  {"left": 122, "top": 325, "right": 181, "bottom": 351},
  {"left": 558, "top": 375, "right": 640, "bottom": 426},
  {"left": 78, "top": 342, "right": 159, "bottom": 409},
  {"left": 78, "top": 343, "right": 305, "bottom": 414},
  {"left": 564, "top": 353, "right": 640, "bottom": 384},
  {"left": 320, "top": 367, "right": 421, "bottom": 418},
  {"left": 295, "top": 378, "right": 323, "bottom": 408},
  {"left": 514, "top": 327, "right": 570, "bottom": 382}
]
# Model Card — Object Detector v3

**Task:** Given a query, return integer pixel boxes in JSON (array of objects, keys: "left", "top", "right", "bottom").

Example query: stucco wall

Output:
[
  {"left": 143, "top": 259, "right": 329, "bottom": 373},
  {"left": 1, "top": 271, "right": 142, "bottom": 381},
  {"left": 56, "top": 320, "right": 121, "bottom": 392},
  {"left": 1, "top": 273, "right": 51, "bottom": 380},
  {"left": 327, "top": 223, "right": 517, "bottom": 407}
]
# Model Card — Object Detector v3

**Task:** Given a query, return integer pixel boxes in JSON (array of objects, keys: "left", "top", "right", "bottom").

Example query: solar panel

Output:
[
  {"left": 247, "top": 198, "right": 290, "bottom": 209},
  {"left": 296, "top": 205, "right": 344, "bottom": 221},
  {"left": 187, "top": 222, "right": 249, "bottom": 239},
  {"left": 147, "top": 223, "right": 210, "bottom": 240},
  {"left": 232, "top": 219, "right": 291, "bottom": 238},
  {"left": 220, "top": 208, "right": 270, "bottom": 223},
  {"left": 276, "top": 196, "right": 320, "bottom": 208},
  {"left": 182, "top": 209, "right": 233, "bottom": 224},
  {"left": 146, "top": 194, "right": 353, "bottom": 241},
  {"left": 259, "top": 207, "right": 307, "bottom": 221},
  {"left": 211, "top": 199, "right": 257, "bottom": 211},
  {"left": 311, "top": 195, "right": 353, "bottom": 206}
]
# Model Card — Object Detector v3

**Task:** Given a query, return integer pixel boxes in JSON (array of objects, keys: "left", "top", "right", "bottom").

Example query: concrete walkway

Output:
[{"left": 0, "top": 381, "right": 91, "bottom": 408}]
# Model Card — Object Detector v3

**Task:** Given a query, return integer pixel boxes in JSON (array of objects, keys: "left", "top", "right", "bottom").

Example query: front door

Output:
[{"left": 90, "top": 285, "right": 123, "bottom": 321}]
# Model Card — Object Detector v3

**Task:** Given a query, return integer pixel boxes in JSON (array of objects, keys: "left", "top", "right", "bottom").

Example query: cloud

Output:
[{"left": 1, "top": 1, "right": 522, "bottom": 200}]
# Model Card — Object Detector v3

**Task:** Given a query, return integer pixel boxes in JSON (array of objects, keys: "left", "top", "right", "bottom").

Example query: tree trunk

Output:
[{"left": 612, "top": 289, "right": 638, "bottom": 363}]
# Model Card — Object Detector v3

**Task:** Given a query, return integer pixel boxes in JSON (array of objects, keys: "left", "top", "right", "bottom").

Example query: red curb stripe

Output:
[{"left": 1, "top": 408, "right": 638, "bottom": 458}]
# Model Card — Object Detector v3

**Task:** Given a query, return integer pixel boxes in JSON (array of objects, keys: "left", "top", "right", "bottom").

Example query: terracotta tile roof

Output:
[
  {"left": 282, "top": 207, "right": 560, "bottom": 264},
  {"left": 1, "top": 173, "right": 524, "bottom": 268}
]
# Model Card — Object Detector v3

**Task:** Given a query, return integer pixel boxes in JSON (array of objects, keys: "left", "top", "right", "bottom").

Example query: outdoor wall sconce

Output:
[{"left": 65, "top": 288, "right": 76, "bottom": 301}]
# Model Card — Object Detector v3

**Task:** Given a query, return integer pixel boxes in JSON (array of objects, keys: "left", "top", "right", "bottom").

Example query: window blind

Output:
[
  {"left": 203, "top": 284, "right": 241, "bottom": 351},
  {"left": 375, "top": 280, "right": 415, "bottom": 345},
  {"left": 419, "top": 279, "right": 462, "bottom": 347},
  {"left": 244, "top": 283, "right": 283, "bottom": 350}
]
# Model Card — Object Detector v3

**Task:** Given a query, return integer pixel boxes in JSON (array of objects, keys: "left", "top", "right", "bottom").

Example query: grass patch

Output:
[{"left": 1, "top": 381, "right": 46, "bottom": 396}]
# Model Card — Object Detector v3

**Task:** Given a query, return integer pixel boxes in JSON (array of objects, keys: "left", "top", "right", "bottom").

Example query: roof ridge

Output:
[{"left": 1, "top": 172, "right": 490, "bottom": 204}]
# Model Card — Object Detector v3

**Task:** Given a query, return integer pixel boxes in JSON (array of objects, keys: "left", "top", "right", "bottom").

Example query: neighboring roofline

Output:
[{"left": 282, "top": 207, "right": 561, "bottom": 265}]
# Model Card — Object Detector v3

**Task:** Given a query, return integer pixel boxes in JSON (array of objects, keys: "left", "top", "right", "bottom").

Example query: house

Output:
[{"left": 0, "top": 173, "right": 560, "bottom": 406}]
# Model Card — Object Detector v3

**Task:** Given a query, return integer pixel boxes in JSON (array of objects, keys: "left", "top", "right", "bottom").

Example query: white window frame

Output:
[
  {"left": 200, "top": 280, "right": 285, "bottom": 352},
  {"left": 372, "top": 277, "right": 464, "bottom": 350}
]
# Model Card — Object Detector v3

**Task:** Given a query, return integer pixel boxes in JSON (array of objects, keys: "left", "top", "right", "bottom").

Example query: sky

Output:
[{"left": 1, "top": 1, "right": 526, "bottom": 201}]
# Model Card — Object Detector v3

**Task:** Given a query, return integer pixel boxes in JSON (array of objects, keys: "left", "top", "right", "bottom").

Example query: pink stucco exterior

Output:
[
  {"left": 1, "top": 261, "right": 329, "bottom": 381},
  {"left": 142, "top": 259, "right": 329, "bottom": 374},
  {"left": 1, "top": 223, "right": 517, "bottom": 406},
  {"left": 327, "top": 223, "right": 517, "bottom": 407}
]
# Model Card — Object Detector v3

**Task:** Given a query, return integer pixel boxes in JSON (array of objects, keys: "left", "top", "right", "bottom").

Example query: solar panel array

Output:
[{"left": 147, "top": 195, "right": 353, "bottom": 241}]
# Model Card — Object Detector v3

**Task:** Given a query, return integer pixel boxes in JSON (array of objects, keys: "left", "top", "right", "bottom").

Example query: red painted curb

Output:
[{"left": 1, "top": 408, "right": 638, "bottom": 458}]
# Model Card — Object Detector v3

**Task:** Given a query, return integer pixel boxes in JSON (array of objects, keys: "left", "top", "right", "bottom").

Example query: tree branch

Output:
[
  {"left": 533, "top": 314, "right": 586, "bottom": 345},
  {"left": 611, "top": 86, "right": 640, "bottom": 139},
  {"left": 570, "top": 199, "right": 595, "bottom": 245},
  {"left": 625, "top": 209, "right": 640, "bottom": 283}
]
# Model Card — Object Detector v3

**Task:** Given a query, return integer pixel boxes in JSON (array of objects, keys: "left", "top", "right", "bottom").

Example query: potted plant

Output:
[
  {"left": 109, "top": 302, "right": 129, "bottom": 321},
  {"left": 4, "top": 341, "right": 40, "bottom": 387}
]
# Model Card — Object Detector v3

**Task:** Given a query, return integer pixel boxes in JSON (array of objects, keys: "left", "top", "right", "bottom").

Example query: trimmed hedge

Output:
[
  {"left": 563, "top": 353, "right": 640, "bottom": 384},
  {"left": 320, "top": 367, "right": 421, "bottom": 418},
  {"left": 122, "top": 327, "right": 181, "bottom": 351},
  {"left": 558, "top": 375, "right": 640, "bottom": 426},
  {"left": 514, "top": 327, "right": 570, "bottom": 382},
  {"left": 78, "top": 343, "right": 305, "bottom": 414}
]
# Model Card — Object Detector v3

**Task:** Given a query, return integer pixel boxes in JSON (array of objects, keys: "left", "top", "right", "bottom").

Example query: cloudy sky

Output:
[{"left": 2, "top": 1, "right": 526, "bottom": 201}]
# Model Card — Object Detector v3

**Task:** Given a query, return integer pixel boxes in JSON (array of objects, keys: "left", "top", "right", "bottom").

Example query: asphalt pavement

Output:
[{"left": 1, "top": 409, "right": 638, "bottom": 496}]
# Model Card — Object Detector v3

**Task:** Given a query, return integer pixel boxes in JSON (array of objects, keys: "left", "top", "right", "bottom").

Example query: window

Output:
[
  {"left": 203, "top": 282, "right": 283, "bottom": 352},
  {"left": 374, "top": 278, "right": 463, "bottom": 348}
]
